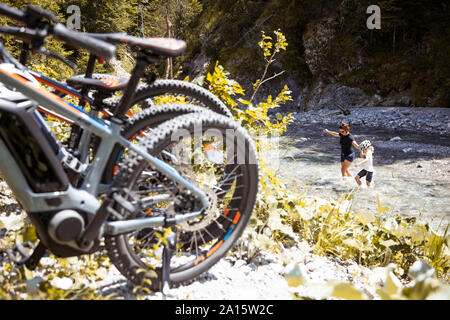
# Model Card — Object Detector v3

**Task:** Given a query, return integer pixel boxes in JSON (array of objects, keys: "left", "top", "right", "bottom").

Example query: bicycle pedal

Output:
[{"left": 60, "top": 148, "right": 88, "bottom": 173}]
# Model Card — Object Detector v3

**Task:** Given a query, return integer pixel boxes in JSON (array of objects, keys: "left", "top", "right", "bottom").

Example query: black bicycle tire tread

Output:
[
  {"left": 69, "top": 74, "right": 232, "bottom": 118},
  {"left": 105, "top": 112, "right": 260, "bottom": 290},
  {"left": 134, "top": 79, "right": 232, "bottom": 118}
]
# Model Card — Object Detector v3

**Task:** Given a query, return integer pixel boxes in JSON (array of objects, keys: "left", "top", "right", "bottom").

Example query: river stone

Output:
[{"left": 234, "top": 259, "right": 246, "bottom": 268}]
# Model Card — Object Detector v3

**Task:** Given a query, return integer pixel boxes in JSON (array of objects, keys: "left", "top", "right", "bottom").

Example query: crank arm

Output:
[{"left": 102, "top": 209, "right": 204, "bottom": 236}]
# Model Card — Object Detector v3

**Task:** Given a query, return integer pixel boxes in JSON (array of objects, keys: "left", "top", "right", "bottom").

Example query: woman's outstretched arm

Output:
[{"left": 323, "top": 129, "right": 339, "bottom": 137}]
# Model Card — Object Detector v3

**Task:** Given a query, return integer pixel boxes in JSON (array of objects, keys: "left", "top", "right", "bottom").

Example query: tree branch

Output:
[{"left": 258, "top": 70, "right": 285, "bottom": 87}]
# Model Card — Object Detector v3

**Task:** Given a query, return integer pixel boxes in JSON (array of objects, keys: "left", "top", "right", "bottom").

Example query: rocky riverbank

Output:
[
  {"left": 274, "top": 106, "right": 450, "bottom": 231},
  {"left": 90, "top": 241, "right": 388, "bottom": 300},
  {"left": 0, "top": 208, "right": 392, "bottom": 300},
  {"left": 288, "top": 106, "right": 450, "bottom": 135}
]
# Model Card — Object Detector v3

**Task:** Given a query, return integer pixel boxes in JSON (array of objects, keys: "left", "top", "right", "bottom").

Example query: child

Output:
[{"left": 354, "top": 140, "right": 374, "bottom": 187}]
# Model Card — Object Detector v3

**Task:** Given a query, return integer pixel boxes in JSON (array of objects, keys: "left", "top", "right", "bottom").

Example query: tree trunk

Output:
[
  {"left": 164, "top": 11, "right": 174, "bottom": 79},
  {"left": 139, "top": 5, "right": 145, "bottom": 37},
  {"left": 393, "top": 25, "right": 396, "bottom": 56}
]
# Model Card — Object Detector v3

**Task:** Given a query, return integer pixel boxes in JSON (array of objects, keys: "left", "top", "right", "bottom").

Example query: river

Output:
[{"left": 266, "top": 121, "right": 450, "bottom": 233}]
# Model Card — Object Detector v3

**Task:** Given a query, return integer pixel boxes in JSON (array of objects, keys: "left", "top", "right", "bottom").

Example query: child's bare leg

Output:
[
  {"left": 355, "top": 176, "right": 362, "bottom": 186},
  {"left": 366, "top": 181, "right": 371, "bottom": 187}
]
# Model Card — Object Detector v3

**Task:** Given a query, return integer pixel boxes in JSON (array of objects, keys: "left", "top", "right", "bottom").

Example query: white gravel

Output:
[{"left": 88, "top": 241, "right": 387, "bottom": 300}]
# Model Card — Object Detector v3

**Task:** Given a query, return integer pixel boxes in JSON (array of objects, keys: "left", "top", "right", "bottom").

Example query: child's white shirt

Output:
[{"left": 361, "top": 150, "right": 374, "bottom": 172}]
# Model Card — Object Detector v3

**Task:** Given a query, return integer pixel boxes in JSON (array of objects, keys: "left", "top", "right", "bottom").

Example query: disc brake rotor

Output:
[{"left": 174, "top": 163, "right": 220, "bottom": 232}]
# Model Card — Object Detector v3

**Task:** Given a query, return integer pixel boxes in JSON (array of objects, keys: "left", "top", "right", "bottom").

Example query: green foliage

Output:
[
  {"left": 251, "top": 29, "right": 288, "bottom": 102},
  {"left": 2, "top": 0, "right": 449, "bottom": 106},
  {"left": 184, "top": 0, "right": 450, "bottom": 107},
  {"left": 0, "top": 214, "right": 115, "bottom": 300},
  {"left": 1, "top": 0, "right": 204, "bottom": 78},
  {"left": 292, "top": 193, "right": 449, "bottom": 278},
  {"left": 0, "top": 0, "right": 447, "bottom": 299}
]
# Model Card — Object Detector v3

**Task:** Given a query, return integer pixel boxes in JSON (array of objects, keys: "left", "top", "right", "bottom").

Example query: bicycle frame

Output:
[
  {"left": 0, "top": 64, "right": 210, "bottom": 237},
  {"left": 28, "top": 68, "right": 109, "bottom": 165},
  {"left": 30, "top": 70, "right": 94, "bottom": 121}
]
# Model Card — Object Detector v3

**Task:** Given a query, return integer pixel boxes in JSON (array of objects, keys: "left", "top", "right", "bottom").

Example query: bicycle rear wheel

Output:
[
  {"left": 67, "top": 74, "right": 232, "bottom": 118},
  {"left": 105, "top": 112, "right": 259, "bottom": 290},
  {"left": 101, "top": 103, "right": 219, "bottom": 184}
]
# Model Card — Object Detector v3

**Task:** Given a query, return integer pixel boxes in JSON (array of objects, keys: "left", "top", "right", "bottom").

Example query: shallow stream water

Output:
[{"left": 265, "top": 122, "right": 450, "bottom": 232}]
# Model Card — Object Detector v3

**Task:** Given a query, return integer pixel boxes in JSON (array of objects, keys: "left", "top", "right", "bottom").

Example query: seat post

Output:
[
  {"left": 79, "top": 54, "right": 97, "bottom": 105},
  {"left": 84, "top": 54, "right": 97, "bottom": 79},
  {"left": 67, "top": 54, "right": 98, "bottom": 158},
  {"left": 113, "top": 51, "right": 157, "bottom": 120},
  {"left": 19, "top": 42, "right": 29, "bottom": 65}
]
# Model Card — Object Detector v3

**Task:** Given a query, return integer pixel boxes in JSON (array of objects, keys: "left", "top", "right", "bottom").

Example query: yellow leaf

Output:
[
  {"left": 23, "top": 225, "right": 37, "bottom": 243},
  {"left": 284, "top": 262, "right": 306, "bottom": 287},
  {"left": 384, "top": 270, "right": 403, "bottom": 296},
  {"left": 377, "top": 194, "right": 389, "bottom": 213},
  {"left": 356, "top": 211, "right": 376, "bottom": 226},
  {"left": 329, "top": 281, "right": 364, "bottom": 300},
  {"left": 238, "top": 99, "right": 252, "bottom": 105}
]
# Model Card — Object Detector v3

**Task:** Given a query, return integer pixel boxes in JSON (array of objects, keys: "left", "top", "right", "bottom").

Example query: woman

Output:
[{"left": 323, "top": 122, "right": 360, "bottom": 180}]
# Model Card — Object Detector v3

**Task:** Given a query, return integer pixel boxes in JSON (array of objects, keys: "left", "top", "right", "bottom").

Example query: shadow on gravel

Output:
[
  {"left": 96, "top": 279, "right": 134, "bottom": 299},
  {"left": 94, "top": 271, "right": 220, "bottom": 299}
]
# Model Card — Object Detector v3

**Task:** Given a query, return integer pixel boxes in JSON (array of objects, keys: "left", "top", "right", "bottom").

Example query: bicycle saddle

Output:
[
  {"left": 87, "top": 33, "right": 186, "bottom": 57},
  {"left": 66, "top": 76, "right": 128, "bottom": 93}
]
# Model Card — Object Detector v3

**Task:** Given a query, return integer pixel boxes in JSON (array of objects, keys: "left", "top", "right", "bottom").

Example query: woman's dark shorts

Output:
[
  {"left": 357, "top": 169, "right": 373, "bottom": 182},
  {"left": 341, "top": 152, "right": 355, "bottom": 163}
]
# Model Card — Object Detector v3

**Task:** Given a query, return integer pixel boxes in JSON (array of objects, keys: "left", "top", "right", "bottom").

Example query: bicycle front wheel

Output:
[{"left": 105, "top": 112, "right": 259, "bottom": 290}]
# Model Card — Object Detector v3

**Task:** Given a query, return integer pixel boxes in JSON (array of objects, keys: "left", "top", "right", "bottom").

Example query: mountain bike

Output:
[
  {"left": 0, "top": 4, "right": 259, "bottom": 291},
  {"left": 0, "top": 4, "right": 233, "bottom": 188}
]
